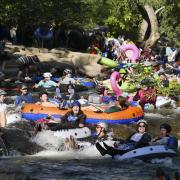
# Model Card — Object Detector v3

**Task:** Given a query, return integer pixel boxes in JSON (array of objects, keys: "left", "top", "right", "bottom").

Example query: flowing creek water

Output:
[{"left": 0, "top": 108, "right": 180, "bottom": 180}]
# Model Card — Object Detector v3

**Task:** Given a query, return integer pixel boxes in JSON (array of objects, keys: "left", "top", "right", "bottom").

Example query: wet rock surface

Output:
[{"left": 0, "top": 121, "right": 44, "bottom": 155}]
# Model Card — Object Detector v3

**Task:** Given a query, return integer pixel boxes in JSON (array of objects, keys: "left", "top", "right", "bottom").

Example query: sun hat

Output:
[{"left": 43, "top": 72, "right": 52, "bottom": 78}]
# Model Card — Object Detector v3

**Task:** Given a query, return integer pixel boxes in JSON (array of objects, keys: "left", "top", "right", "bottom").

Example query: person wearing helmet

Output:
[
  {"left": 96, "top": 119, "right": 151, "bottom": 156},
  {"left": 35, "top": 72, "right": 59, "bottom": 89},
  {"left": 150, "top": 123, "right": 178, "bottom": 149},
  {"left": 60, "top": 101, "right": 86, "bottom": 129},
  {"left": 95, "top": 122, "right": 110, "bottom": 142},
  {"left": 0, "top": 90, "right": 7, "bottom": 127}
]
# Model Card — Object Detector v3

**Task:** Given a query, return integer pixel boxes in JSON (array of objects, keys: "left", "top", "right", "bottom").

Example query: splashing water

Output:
[{"left": 32, "top": 130, "right": 102, "bottom": 160}]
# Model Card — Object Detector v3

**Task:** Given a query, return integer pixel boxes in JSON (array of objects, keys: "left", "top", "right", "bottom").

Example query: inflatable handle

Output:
[
  {"left": 121, "top": 44, "right": 139, "bottom": 62},
  {"left": 110, "top": 71, "right": 122, "bottom": 97}
]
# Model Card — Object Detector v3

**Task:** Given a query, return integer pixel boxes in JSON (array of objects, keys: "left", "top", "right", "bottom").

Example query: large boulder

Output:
[
  {"left": 5, "top": 43, "right": 105, "bottom": 77},
  {"left": 1, "top": 121, "right": 44, "bottom": 155}
]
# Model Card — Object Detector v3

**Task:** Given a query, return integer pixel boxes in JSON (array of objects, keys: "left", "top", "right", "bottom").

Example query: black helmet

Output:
[{"left": 160, "top": 123, "right": 172, "bottom": 133}]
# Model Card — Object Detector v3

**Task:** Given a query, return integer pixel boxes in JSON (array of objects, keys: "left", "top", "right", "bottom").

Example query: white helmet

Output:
[
  {"left": 137, "top": 119, "right": 147, "bottom": 125},
  {"left": 96, "top": 122, "right": 108, "bottom": 131}
]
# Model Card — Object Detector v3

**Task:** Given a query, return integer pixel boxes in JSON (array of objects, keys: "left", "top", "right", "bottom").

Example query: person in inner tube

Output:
[
  {"left": 60, "top": 101, "right": 86, "bottom": 129},
  {"left": 95, "top": 122, "right": 115, "bottom": 143},
  {"left": 96, "top": 119, "right": 151, "bottom": 156},
  {"left": 36, "top": 91, "right": 59, "bottom": 107},
  {"left": 150, "top": 123, "right": 178, "bottom": 150},
  {"left": 98, "top": 96, "right": 129, "bottom": 114},
  {"left": 34, "top": 72, "right": 59, "bottom": 90},
  {"left": 15, "top": 84, "right": 34, "bottom": 106}
]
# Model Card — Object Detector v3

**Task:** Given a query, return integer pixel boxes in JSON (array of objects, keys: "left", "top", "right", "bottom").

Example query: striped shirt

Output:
[{"left": 16, "top": 55, "right": 40, "bottom": 66}]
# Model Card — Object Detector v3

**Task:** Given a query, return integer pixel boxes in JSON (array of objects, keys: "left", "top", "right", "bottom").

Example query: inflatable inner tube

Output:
[
  {"left": 114, "top": 145, "right": 177, "bottom": 161},
  {"left": 99, "top": 57, "right": 117, "bottom": 68},
  {"left": 121, "top": 44, "right": 139, "bottom": 62},
  {"left": 54, "top": 127, "right": 91, "bottom": 139}
]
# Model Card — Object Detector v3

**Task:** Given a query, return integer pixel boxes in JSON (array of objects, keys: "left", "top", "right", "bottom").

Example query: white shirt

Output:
[
  {"left": 130, "top": 133, "right": 143, "bottom": 142},
  {"left": 0, "top": 103, "right": 7, "bottom": 112},
  {"left": 78, "top": 99, "right": 88, "bottom": 105},
  {"left": 61, "top": 77, "right": 76, "bottom": 84}
]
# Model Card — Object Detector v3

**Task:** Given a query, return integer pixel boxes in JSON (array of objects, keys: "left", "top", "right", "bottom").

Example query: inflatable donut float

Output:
[{"left": 121, "top": 44, "right": 139, "bottom": 62}]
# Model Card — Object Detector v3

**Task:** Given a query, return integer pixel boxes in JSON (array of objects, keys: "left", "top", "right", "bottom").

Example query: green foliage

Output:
[
  {"left": 158, "top": 0, "right": 180, "bottom": 47},
  {"left": 0, "top": 0, "right": 179, "bottom": 46},
  {"left": 103, "top": 0, "right": 141, "bottom": 37}
]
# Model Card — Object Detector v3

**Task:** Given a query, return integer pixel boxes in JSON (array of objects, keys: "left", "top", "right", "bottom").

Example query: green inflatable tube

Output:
[
  {"left": 99, "top": 57, "right": 117, "bottom": 68},
  {"left": 121, "top": 82, "right": 136, "bottom": 93}
]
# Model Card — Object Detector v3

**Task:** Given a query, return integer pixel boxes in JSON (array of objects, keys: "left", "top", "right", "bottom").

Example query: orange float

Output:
[{"left": 21, "top": 104, "right": 144, "bottom": 124}]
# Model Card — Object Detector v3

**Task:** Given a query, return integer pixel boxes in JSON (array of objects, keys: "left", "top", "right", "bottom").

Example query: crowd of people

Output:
[{"left": 0, "top": 25, "right": 179, "bottom": 160}]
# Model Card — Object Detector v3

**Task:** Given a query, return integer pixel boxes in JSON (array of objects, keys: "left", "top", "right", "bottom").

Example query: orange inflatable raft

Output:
[{"left": 21, "top": 104, "right": 144, "bottom": 124}]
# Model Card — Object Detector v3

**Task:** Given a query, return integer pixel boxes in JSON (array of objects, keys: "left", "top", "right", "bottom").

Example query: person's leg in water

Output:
[
  {"left": 69, "top": 135, "right": 79, "bottom": 149},
  {"left": 64, "top": 136, "right": 79, "bottom": 150},
  {"left": 103, "top": 142, "right": 129, "bottom": 155},
  {"left": 96, "top": 142, "right": 108, "bottom": 156},
  {"left": 96, "top": 142, "right": 129, "bottom": 156}
]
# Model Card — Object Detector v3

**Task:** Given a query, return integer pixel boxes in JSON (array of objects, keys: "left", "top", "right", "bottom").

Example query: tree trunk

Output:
[
  {"left": 138, "top": 19, "right": 148, "bottom": 42},
  {"left": 144, "top": 4, "right": 160, "bottom": 48}
]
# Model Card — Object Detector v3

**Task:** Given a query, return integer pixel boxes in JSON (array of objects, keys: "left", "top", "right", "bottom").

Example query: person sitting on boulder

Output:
[
  {"left": 0, "top": 90, "right": 7, "bottom": 128},
  {"left": 60, "top": 69, "right": 76, "bottom": 85},
  {"left": 35, "top": 72, "right": 58, "bottom": 90},
  {"left": 36, "top": 92, "right": 58, "bottom": 107},
  {"left": 15, "top": 84, "right": 34, "bottom": 106},
  {"left": 150, "top": 123, "right": 178, "bottom": 150},
  {"left": 96, "top": 119, "right": 151, "bottom": 156},
  {"left": 16, "top": 55, "right": 40, "bottom": 83}
]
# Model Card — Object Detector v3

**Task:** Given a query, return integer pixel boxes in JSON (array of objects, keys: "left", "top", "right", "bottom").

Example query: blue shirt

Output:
[{"left": 15, "top": 93, "right": 34, "bottom": 105}]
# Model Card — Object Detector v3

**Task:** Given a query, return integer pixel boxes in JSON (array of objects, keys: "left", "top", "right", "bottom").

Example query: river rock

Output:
[
  {"left": 5, "top": 43, "right": 104, "bottom": 77},
  {"left": 1, "top": 121, "right": 44, "bottom": 155}
]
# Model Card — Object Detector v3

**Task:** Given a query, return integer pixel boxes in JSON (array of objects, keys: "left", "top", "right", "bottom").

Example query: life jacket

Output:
[{"left": 167, "top": 136, "right": 178, "bottom": 150}]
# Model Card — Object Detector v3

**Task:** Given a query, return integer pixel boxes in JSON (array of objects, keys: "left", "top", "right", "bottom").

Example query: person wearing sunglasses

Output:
[{"left": 96, "top": 119, "right": 151, "bottom": 156}]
